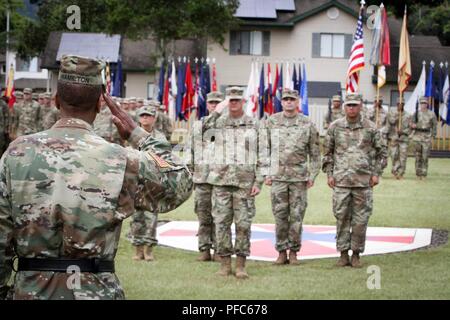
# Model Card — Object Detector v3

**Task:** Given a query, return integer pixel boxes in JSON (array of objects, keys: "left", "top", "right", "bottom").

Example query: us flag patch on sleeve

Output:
[{"left": 146, "top": 151, "right": 171, "bottom": 168}]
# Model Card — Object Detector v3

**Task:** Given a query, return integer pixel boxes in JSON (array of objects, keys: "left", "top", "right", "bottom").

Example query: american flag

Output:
[{"left": 346, "top": 7, "right": 365, "bottom": 93}]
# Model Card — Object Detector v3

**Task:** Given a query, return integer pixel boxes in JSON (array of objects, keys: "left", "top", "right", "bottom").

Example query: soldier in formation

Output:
[
  {"left": 411, "top": 97, "right": 437, "bottom": 180},
  {"left": 203, "top": 87, "right": 263, "bottom": 279},
  {"left": 323, "top": 95, "right": 345, "bottom": 130},
  {"left": 261, "top": 89, "right": 321, "bottom": 265},
  {"left": 322, "top": 93, "right": 387, "bottom": 268}
]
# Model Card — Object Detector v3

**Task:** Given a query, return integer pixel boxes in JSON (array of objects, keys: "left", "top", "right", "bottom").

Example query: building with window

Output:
[{"left": 207, "top": 0, "right": 450, "bottom": 134}]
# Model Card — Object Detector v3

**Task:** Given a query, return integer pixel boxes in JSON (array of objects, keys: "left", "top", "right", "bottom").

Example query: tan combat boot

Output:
[
  {"left": 143, "top": 245, "right": 155, "bottom": 261},
  {"left": 273, "top": 250, "right": 288, "bottom": 265},
  {"left": 336, "top": 250, "right": 350, "bottom": 267},
  {"left": 288, "top": 250, "right": 300, "bottom": 265},
  {"left": 197, "top": 250, "right": 212, "bottom": 262},
  {"left": 212, "top": 250, "right": 222, "bottom": 262},
  {"left": 132, "top": 245, "right": 144, "bottom": 261},
  {"left": 235, "top": 256, "right": 249, "bottom": 279},
  {"left": 351, "top": 251, "right": 363, "bottom": 268},
  {"left": 216, "top": 256, "right": 232, "bottom": 276}
]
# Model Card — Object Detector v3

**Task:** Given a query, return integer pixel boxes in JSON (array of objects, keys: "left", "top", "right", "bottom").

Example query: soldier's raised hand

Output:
[
  {"left": 103, "top": 92, "right": 137, "bottom": 140},
  {"left": 215, "top": 98, "right": 229, "bottom": 114}
]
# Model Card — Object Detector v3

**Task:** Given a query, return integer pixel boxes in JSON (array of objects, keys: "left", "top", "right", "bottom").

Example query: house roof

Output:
[{"left": 41, "top": 31, "right": 204, "bottom": 72}]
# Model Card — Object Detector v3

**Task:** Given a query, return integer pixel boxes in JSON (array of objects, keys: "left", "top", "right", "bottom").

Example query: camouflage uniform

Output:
[
  {"left": 0, "top": 99, "right": 9, "bottom": 158},
  {"left": 12, "top": 90, "right": 42, "bottom": 137},
  {"left": 412, "top": 102, "right": 437, "bottom": 178},
  {"left": 155, "top": 104, "right": 173, "bottom": 142},
  {"left": 261, "top": 101, "right": 321, "bottom": 254},
  {"left": 203, "top": 90, "right": 263, "bottom": 258},
  {"left": 0, "top": 55, "right": 193, "bottom": 300},
  {"left": 384, "top": 109, "right": 412, "bottom": 177},
  {"left": 128, "top": 127, "right": 168, "bottom": 248},
  {"left": 367, "top": 106, "right": 387, "bottom": 129},
  {"left": 322, "top": 95, "right": 387, "bottom": 254},
  {"left": 323, "top": 96, "right": 345, "bottom": 130},
  {"left": 93, "top": 106, "right": 120, "bottom": 144},
  {"left": 187, "top": 92, "right": 224, "bottom": 254}
]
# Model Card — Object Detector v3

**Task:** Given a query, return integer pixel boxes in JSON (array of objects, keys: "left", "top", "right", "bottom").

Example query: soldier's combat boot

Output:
[
  {"left": 235, "top": 256, "right": 249, "bottom": 279},
  {"left": 144, "top": 245, "right": 155, "bottom": 261},
  {"left": 288, "top": 250, "right": 300, "bottom": 265},
  {"left": 132, "top": 245, "right": 144, "bottom": 261},
  {"left": 351, "top": 251, "right": 363, "bottom": 268},
  {"left": 197, "top": 250, "right": 211, "bottom": 262},
  {"left": 216, "top": 256, "right": 232, "bottom": 276},
  {"left": 336, "top": 250, "right": 350, "bottom": 267},
  {"left": 212, "top": 250, "right": 222, "bottom": 262},
  {"left": 273, "top": 250, "right": 288, "bottom": 265}
]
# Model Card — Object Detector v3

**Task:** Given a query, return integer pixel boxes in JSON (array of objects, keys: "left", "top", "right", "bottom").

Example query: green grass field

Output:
[{"left": 116, "top": 158, "right": 450, "bottom": 299}]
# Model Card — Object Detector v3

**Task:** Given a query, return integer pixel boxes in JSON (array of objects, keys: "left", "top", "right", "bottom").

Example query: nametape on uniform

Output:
[{"left": 146, "top": 151, "right": 172, "bottom": 168}]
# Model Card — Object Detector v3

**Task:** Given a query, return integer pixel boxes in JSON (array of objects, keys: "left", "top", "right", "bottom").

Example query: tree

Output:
[{"left": 12, "top": 0, "right": 239, "bottom": 59}]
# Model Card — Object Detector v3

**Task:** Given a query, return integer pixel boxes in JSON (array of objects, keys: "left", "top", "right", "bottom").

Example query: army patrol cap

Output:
[
  {"left": 282, "top": 89, "right": 299, "bottom": 100},
  {"left": 148, "top": 100, "right": 161, "bottom": 108},
  {"left": 23, "top": 88, "right": 33, "bottom": 94},
  {"left": 207, "top": 91, "right": 224, "bottom": 103},
  {"left": 58, "top": 54, "right": 105, "bottom": 86},
  {"left": 419, "top": 97, "right": 429, "bottom": 104},
  {"left": 332, "top": 95, "right": 342, "bottom": 102},
  {"left": 38, "top": 93, "right": 46, "bottom": 99},
  {"left": 226, "top": 86, "right": 244, "bottom": 100},
  {"left": 44, "top": 92, "right": 52, "bottom": 99},
  {"left": 137, "top": 98, "right": 144, "bottom": 103},
  {"left": 129, "top": 97, "right": 137, "bottom": 102},
  {"left": 138, "top": 106, "right": 157, "bottom": 117},
  {"left": 344, "top": 93, "right": 363, "bottom": 106},
  {"left": 15, "top": 91, "right": 24, "bottom": 98}
]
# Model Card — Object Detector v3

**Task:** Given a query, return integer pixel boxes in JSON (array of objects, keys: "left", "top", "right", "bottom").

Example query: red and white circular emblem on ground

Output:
[{"left": 157, "top": 221, "right": 432, "bottom": 261}]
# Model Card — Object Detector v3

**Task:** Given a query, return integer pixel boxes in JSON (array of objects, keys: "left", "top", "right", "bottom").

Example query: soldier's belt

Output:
[
  {"left": 415, "top": 128, "right": 430, "bottom": 132},
  {"left": 17, "top": 258, "right": 115, "bottom": 273}
]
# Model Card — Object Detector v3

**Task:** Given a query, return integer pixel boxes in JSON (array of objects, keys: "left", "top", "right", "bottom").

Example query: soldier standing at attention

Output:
[
  {"left": 11, "top": 88, "right": 42, "bottom": 138},
  {"left": 128, "top": 105, "right": 167, "bottom": 262},
  {"left": 322, "top": 93, "right": 387, "bottom": 268},
  {"left": 188, "top": 91, "right": 224, "bottom": 262},
  {"left": 384, "top": 98, "right": 411, "bottom": 179},
  {"left": 323, "top": 95, "right": 345, "bottom": 130},
  {"left": 411, "top": 97, "right": 437, "bottom": 180},
  {"left": 0, "top": 55, "right": 193, "bottom": 300},
  {"left": 367, "top": 97, "right": 387, "bottom": 130},
  {"left": 261, "top": 89, "right": 321, "bottom": 265},
  {"left": 203, "top": 87, "right": 263, "bottom": 279},
  {"left": 155, "top": 101, "right": 174, "bottom": 142},
  {"left": 40, "top": 92, "right": 60, "bottom": 130}
]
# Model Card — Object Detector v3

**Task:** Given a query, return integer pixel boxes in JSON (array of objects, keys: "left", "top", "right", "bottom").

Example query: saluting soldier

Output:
[
  {"left": 203, "top": 87, "right": 263, "bottom": 279},
  {"left": 0, "top": 55, "right": 193, "bottom": 300}
]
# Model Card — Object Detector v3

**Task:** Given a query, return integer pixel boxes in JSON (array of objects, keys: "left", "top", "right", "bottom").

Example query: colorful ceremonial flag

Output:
[
  {"left": 398, "top": 6, "right": 412, "bottom": 95},
  {"left": 301, "top": 63, "right": 309, "bottom": 116},
  {"left": 197, "top": 63, "right": 207, "bottom": 119},
  {"left": 183, "top": 62, "right": 195, "bottom": 119},
  {"left": 405, "top": 62, "right": 426, "bottom": 114},
  {"left": 346, "top": 4, "right": 365, "bottom": 93},
  {"left": 168, "top": 60, "right": 177, "bottom": 121},
  {"left": 4, "top": 64, "right": 15, "bottom": 109},
  {"left": 425, "top": 62, "right": 435, "bottom": 98},
  {"left": 439, "top": 67, "right": 449, "bottom": 124},
  {"left": 297, "top": 63, "right": 302, "bottom": 94},
  {"left": 265, "top": 63, "right": 274, "bottom": 115},
  {"left": 157, "top": 62, "right": 165, "bottom": 104},
  {"left": 274, "top": 64, "right": 283, "bottom": 113},
  {"left": 292, "top": 64, "right": 298, "bottom": 91},
  {"left": 244, "top": 61, "right": 257, "bottom": 117},
  {"left": 105, "top": 62, "right": 112, "bottom": 94},
  {"left": 112, "top": 58, "right": 122, "bottom": 97},
  {"left": 212, "top": 62, "right": 217, "bottom": 91},
  {"left": 370, "top": 4, "right": 391, "bottom": 89},
  {"left": 258, "top": 64, "right": 265, "bottom": 119},
  {"left": 285, "top": 62, "right": 293, "bottom": 90}
]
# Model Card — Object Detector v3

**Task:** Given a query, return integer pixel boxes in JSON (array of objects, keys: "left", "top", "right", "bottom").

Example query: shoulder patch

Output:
[{"left": 145, "top": 151, "right": 172, "bottom": 168}]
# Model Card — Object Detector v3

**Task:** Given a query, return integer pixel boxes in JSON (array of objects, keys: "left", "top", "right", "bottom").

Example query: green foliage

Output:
[{"left": 11, "top": 0, "right": 239, "bottom": 58}]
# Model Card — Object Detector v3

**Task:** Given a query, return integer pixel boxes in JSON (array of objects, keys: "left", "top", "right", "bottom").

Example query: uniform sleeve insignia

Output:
[{"left": 146, "top": 151, "right": 172, "bottom": 168}]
